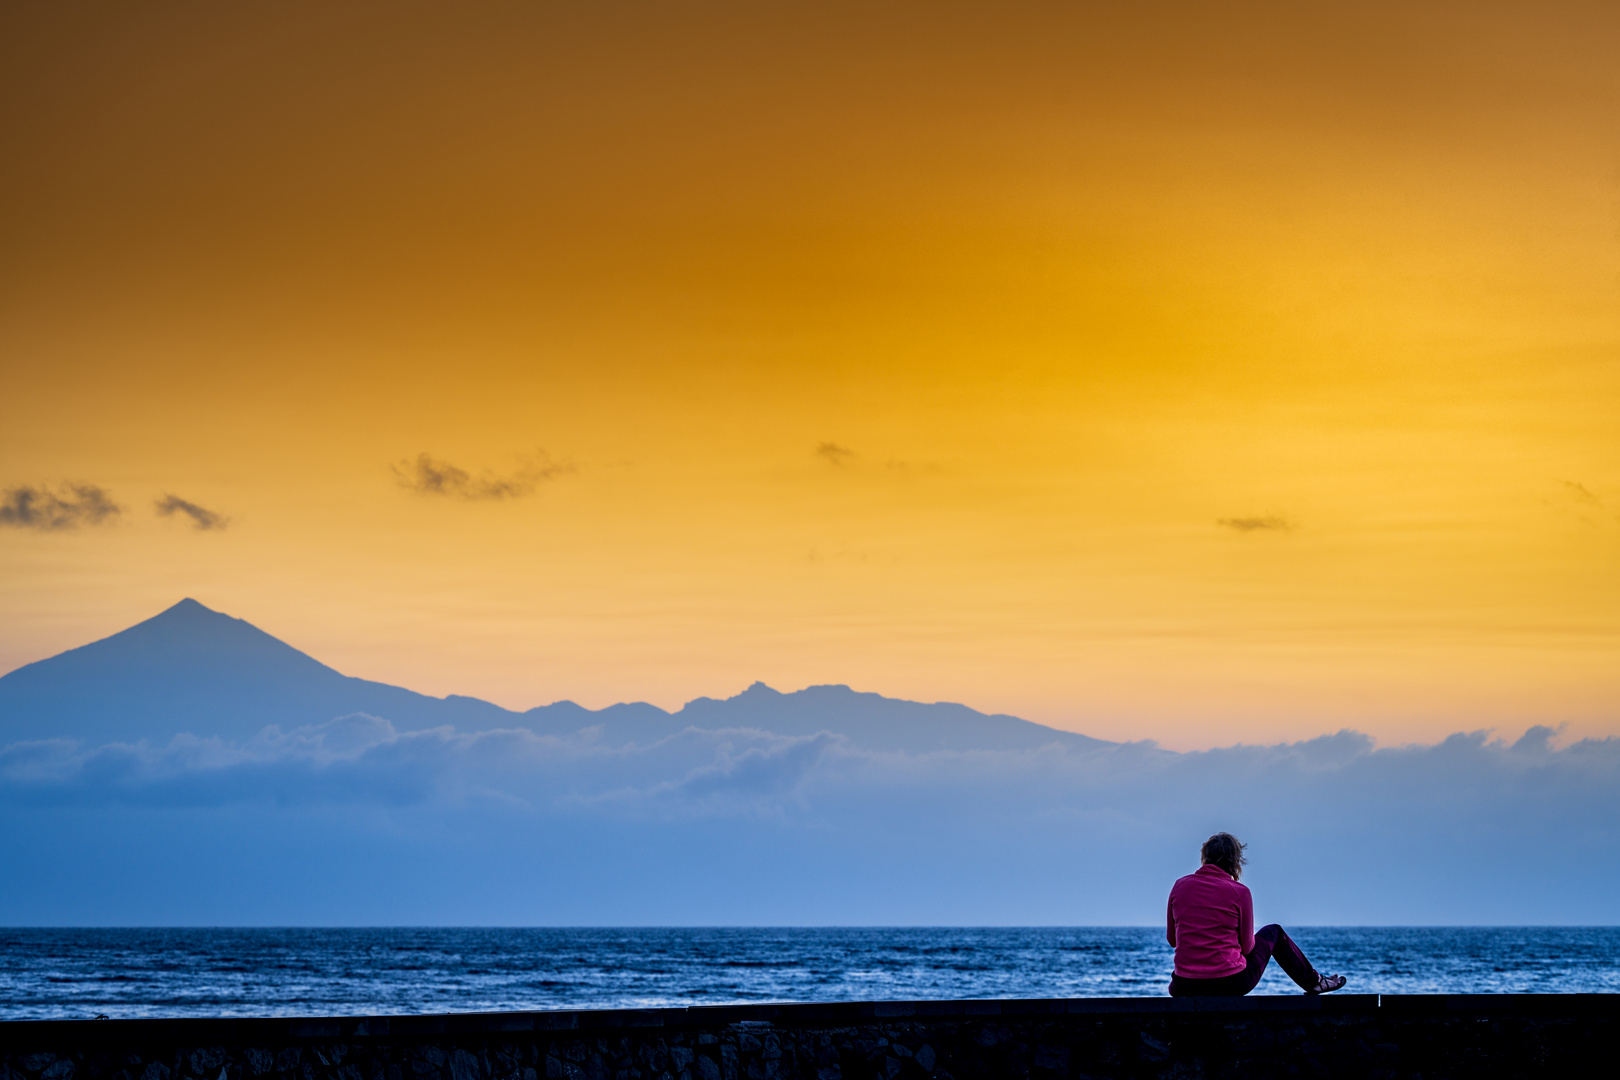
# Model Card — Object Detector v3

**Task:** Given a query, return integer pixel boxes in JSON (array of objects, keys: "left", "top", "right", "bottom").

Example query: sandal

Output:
[{"left": 1307, "top": 973, "right": 1347, "bottom": 994}]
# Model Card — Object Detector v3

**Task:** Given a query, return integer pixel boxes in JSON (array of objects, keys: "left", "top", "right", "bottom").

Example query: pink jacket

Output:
[{"left": 1166, "top": 863, "right": 1254, "bottom": 978}]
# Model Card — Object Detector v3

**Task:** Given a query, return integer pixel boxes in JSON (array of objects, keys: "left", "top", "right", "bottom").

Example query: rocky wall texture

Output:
[{"left": 3, "top": 996, "right": 1615, "bottom": 1080}]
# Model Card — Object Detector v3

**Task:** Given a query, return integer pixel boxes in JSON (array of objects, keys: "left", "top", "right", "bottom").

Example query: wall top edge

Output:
[{"left": 3, "top": 993, "right": 1618, "bottom": 1043}]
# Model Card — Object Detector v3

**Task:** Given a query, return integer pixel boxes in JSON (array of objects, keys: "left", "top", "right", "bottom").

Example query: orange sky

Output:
[{"left": 2, "top": 1, "right": 1617, "bottom": 749}]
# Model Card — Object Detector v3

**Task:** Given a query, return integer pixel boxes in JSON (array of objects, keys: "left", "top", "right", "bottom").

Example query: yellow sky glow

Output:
[{"left": 2, "top": 1, "right": 1617, "bottom": 748}]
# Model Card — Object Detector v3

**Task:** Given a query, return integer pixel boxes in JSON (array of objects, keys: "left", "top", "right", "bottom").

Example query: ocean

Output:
[{"left": 1, "top": 927, "right": 1615, "bottom": 1020}]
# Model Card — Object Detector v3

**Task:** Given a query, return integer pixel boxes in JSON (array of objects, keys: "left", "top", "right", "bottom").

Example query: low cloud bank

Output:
[
  {"left": 3, "top": 715, "right": 1615, "bottom": 924},
  {"left": 9, "top": 715, "right": 1613, "bottom": 821}
]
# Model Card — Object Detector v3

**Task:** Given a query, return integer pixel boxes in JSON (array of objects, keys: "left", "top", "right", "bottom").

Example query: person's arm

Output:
[
  {"left": 1237, "top": 885, "right": 1255, "bottom": 955},
  {"left": 1166, "top": 893, "right": 1177, "bottom": 947}
]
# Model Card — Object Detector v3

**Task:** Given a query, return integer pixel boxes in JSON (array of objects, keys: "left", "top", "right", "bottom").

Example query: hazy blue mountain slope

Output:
[
  {"left": 0, "top": 599, "right": 518, "bottom": 744},
  {"left": 673, "top": 681, "right": 1107, "bottom": 753},
  {"left": 0, "top": 600, "right": 1101, "bottom": 753},
  {"left": 523, "top": 700, "right": 682, "bottom": 744}
]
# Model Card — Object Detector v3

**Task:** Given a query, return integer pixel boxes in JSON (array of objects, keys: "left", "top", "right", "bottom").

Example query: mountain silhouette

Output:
[
  {"left": 0, "top": 599, "right": 1105, "bottom": 751},
  {"left": 668, "top": 681, "right": 1106, "bottom": 753},
  {"left": 0, "top": 599, "right": 516, "bottom": 744}
]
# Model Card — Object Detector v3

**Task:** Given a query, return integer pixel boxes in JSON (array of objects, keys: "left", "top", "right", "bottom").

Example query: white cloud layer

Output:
[{"left": 3, "top": 719, "right": 1616, "bottom": 925}]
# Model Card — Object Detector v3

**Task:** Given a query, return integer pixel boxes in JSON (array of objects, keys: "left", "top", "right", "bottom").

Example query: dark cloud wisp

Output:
[
  {"left": 1218, "top": 515, "right": 1292, "bottom": 533},
  {"left": 0, "top": 484, "right": 122, "bottom": 531},
  {"left": 816, "top": 443, "right": 856, "bottom": 466},
  {"left": 394, "top": 453, "right": 569, "bottom": 500},
  {"left": 154, "top": 495, "right": 229, "bottom": 530}
]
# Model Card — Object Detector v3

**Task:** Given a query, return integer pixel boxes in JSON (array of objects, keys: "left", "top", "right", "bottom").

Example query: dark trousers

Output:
[{"left": 1168, "top": 924, "right": 1320, "bottom": 996}]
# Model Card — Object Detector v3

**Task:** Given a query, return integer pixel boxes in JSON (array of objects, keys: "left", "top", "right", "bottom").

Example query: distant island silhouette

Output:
[{"left": 0, "top": 598, "right": 1108, "bottom": 753}]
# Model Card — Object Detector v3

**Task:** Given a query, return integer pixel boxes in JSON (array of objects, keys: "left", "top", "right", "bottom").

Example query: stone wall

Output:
[{"left": 3, "top": 995, "right": 1614, "bottom": 1080}]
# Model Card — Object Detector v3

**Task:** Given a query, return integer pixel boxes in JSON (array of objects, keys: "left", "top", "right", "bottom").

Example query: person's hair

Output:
[{"left": 1200, "top": 832, "right": 1247, "bottom": 880}]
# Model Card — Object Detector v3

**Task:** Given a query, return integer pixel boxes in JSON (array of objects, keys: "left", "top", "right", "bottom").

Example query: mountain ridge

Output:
[{"left": 0, "top": 599, "right": 1107, "bottom": 753}]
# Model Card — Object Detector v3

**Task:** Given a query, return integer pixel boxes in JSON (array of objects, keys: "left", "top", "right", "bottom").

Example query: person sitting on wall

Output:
[{"left": 1166, "top": 832, "right": 1347, "bottom": 997}]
